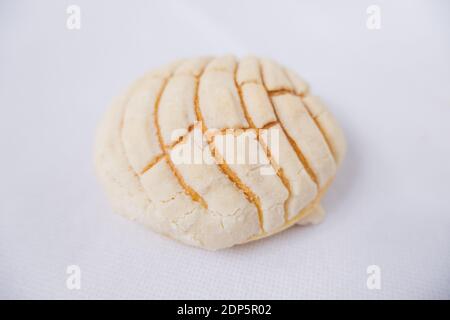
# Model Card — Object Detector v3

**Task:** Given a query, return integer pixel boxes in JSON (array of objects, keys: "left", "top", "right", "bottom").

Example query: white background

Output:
[{"left": 1, "top": 0, "right": 449, "bottom": 299}]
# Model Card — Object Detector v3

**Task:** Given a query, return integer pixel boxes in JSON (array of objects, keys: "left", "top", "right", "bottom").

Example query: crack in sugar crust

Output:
[
  {"left": 195, "top": 56, "right": 264, "bottom": 232},
  {"left": 233, "top": 59, "right": 291, "bottom": 227},
  {"left": 279, "top": 67, "right": 338, "bottom": 165},
  {"left": 259, "top": 59, "right": 319, "bottom": 186},
  {"left": 154, "top": 70, "right": 208, "bottom": 209}
]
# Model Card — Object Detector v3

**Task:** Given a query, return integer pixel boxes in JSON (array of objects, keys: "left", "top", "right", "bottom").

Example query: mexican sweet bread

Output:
[{"left": 95, "top": 56, "right": 346, "bottom": 250}]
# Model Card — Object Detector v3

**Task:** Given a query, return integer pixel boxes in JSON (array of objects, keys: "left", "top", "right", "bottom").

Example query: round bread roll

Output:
[{"left": 95, "top": 56, "right": 346, "bottom": 250}]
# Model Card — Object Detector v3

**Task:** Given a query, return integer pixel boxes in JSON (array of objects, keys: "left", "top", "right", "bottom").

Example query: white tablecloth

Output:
[{"left": 1, "top": 0, "right": 449, "bottom": 299}]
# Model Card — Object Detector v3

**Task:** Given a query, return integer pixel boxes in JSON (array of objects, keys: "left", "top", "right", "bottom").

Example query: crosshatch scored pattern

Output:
[{"left": 95, "top": 56, "right": 346, "bottom": 250}]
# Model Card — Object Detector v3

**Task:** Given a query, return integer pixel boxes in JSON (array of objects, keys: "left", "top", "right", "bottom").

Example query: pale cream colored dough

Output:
[{"left": 94, "top": 56, "right": 346, "bottom": 250}]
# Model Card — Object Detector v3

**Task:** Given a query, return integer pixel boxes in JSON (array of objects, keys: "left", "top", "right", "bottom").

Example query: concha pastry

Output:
[{"left": 95, "top": 56, "right": 346, "bottom": 250}]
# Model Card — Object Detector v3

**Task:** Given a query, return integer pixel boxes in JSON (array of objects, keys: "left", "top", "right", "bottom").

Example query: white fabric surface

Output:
[{"left": 1, "top": 0, "right": 449, "bottom": 299}]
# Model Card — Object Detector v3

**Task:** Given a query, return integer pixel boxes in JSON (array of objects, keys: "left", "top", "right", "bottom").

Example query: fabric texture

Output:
[{"left": 1, "top": 0, "right": 449, "bottom": 299}]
